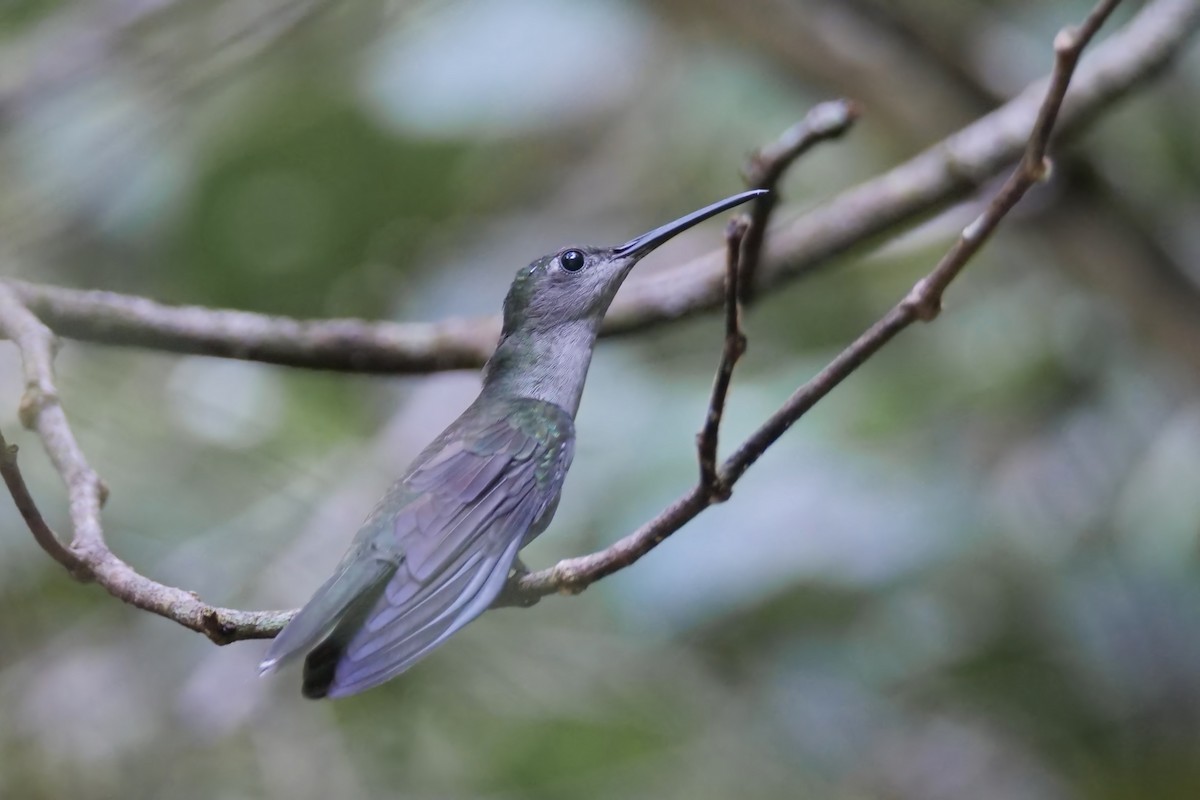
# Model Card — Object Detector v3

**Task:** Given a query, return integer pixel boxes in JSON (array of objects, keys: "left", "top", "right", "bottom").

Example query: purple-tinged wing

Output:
[{"left": 318, "top": 400, "right": 574, "bottom": 698}]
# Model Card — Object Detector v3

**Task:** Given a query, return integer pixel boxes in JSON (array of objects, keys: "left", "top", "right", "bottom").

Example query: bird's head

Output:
[{"left": 500, "top": 189, "right": 767, "bottom": 336}]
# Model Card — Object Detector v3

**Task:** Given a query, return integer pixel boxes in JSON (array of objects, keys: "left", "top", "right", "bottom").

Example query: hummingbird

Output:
[{"left": 260, "top": 189, "right": 766, "bottom": 698}]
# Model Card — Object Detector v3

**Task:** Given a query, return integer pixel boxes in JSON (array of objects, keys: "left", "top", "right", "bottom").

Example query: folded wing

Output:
[{"left": 309, "top": 399, "right": 574, "bottom": 698}]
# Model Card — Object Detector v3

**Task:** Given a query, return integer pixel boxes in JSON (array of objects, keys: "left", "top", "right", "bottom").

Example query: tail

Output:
[
  {"left": 300, "top": 602, "right": 377, "bottom": 700},
  {"left": 259, "top": 554, "right": 396, "bottom": 699}
]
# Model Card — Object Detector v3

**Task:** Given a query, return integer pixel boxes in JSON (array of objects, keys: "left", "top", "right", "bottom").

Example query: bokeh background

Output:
[{"left": 3, "top": 1, "right": 1200, "bottom": 798}]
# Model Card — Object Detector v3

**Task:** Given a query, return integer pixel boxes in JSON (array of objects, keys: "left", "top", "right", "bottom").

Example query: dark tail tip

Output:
[{"left": 301, "top": 638, "right": 342, "bottom": 700}]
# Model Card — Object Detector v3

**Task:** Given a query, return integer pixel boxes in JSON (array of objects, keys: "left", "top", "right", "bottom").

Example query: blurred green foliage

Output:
[{"left": 2, "top": 1, "right": 1200, "bottom": 798}]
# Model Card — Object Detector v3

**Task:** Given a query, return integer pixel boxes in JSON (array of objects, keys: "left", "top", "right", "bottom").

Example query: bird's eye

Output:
[{"left": 560, "top": 249, "right": 586, "bottom": 272}]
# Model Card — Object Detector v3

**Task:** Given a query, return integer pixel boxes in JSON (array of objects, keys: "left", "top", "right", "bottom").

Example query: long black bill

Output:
[{"left": 613, "top": 189, "right": 768, "bottom": 259}]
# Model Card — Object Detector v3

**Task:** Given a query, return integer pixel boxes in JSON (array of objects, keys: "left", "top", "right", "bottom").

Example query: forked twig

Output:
[
  {"left": 508, "top": 0, "right": 1124, "bottom": 601},
  {"left": 8, "top": 0, "right": 1195, "bottom": 374},
  {"left": 696, "top": 217, "right": 751, "bottom": 498},
  {"left": 739, "top": 99, "right": 860, "bottom": 301},
  {"left": 0, "top": 0, "right": 1143, "bottom": 635}
]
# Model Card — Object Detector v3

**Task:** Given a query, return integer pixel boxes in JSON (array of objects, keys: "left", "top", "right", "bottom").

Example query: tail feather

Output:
[
  {"left": 259, "top": 556, "right": 395, "bottom": 680},
  {"left": 300, "top": 590, "right": 381, "bottom": 699}
]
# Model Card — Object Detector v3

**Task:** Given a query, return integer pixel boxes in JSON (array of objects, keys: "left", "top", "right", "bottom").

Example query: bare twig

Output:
[
  {"left": 6, "top": 282, "right": 496, "bottom": 373},
  {"left": 602, "top": 0, "right": 1193, "bottom": 331},
  {"left": 7, "top": 0, "right": 1197, "bottom": 373},
  {"left": 0, "top": 282, "right": 293, "bottom": 641},
  {"left": 507, "top": 0, "right": 1123, "bottom": 602},
  {"left": 739, "top": 99, "right": 860, "bottom": 301},
  {"left": 900, "top": 0, "right": 1122, "bottom": 324},
  {"left": 0, "top": 0, "right": 1156, "bottom": 637},
  {"left": 852, "top": 0, "right": 1200, "bottom": 378},
  {"left": 0, "top": 426, "right": 88, "bottom": 578},
  {"left": 697, "top": 218, "right": 750, "bottom": 497},
  {"left": 717, "top": 1, "right": 1124, "bottom": 491}
]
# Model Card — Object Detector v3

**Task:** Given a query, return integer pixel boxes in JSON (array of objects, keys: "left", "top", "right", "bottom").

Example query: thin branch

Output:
[
  {"left": 899, "top": 0, "right": 1121, "bottom": 325},
  {"left": 596, "top": 0, "right": 1194, "bottom": 332},
  {"left": 852, "top": 0, "right": 1200, "bottom": 379},
  {"left": 0, "top": 426, "right": 88, "bottom": 578},
  {"left": 0, "top": 0, "right": 1157, "bottom": 638},
  {"left": 507, "top": 0, "right": 1123, "bottom": 602},
  {"left": 739, "top": 98, "right": 860, "bottom": 302},
  {"left": 7, "top": 0, "right": 1197, "bottom": 373},
  {"left": 5, "top": 282, "right": 496, "bottom": 373},
  {"left": 697, "top": 218, "right": 750, "bottom": 497},
  {"left": 718, "top": 0, "right": 1124, "bottom": 488},
  {"left": 696, "top": 217, "right": 748, "bottom": 494},
  {"left": 0, "top": 282, "right": 293, "bottom": 641}
]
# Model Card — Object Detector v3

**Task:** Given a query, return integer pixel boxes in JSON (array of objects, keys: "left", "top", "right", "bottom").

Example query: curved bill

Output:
[{"left": 613, "top": 189, "right": 768, "bottom": 259}]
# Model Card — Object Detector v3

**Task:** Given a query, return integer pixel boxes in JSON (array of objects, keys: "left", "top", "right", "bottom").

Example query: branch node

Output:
[
  {"left": 961, "top": 214, "right": 987, "bottom": 244},
  {"left": 1031, "top": 156, "right": 1054, "bottom": 183},
  {"left": 552, "top": 564, "right": 588, "bottom": 596},
  {"left": 18, "top": 387, "right": 57, "bottom": 430},
  {"left": 200, "top": 608, "right": 238, "bottom": 645},
  {"left": 902, "top": 277, "right": 943, "bottom": 322},
  {"left": 1055, "top": 27, "right": 1081, "bottom": 55},
  {"left": 732, "top": 332, "right": 748, "bottom": 360}
]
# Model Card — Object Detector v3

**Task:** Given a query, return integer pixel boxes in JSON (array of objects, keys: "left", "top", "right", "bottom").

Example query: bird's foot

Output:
[{"left": 493, "top": 558, "right": 541, "bottom": 609}]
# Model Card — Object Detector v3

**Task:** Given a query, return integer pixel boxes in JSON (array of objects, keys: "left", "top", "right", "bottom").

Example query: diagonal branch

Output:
[
  {"left": 0, "top": 282, "right": 292, "bottom": 642},
  {"left": 506, "top": 0, "right": 1124, "bottom": 602},
  {"left": 0, "top": 425, "right": 87, "bottom": 578},
  {"left": 4, "top": 283, "right": 497, "bottom": 373},
  {"left": 738, "top": 98, "right": 860, "bottom": 302},
  {"left": 608, "top": 0, "right": 1192, "bottom": 334},
  {"left": 0, "top": 0, "right": 1161, "bottom": 639},
  {"left": 696, "top": 218, "right": 750, "bottom": 497},
  {"left": 7, "top": 0, "right": 1198, "bottom": 374}
]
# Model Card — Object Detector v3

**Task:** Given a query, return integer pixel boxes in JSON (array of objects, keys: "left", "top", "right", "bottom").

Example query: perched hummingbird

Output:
[{"left": 260, "top": 189, "right": 766, "bottom": 698}]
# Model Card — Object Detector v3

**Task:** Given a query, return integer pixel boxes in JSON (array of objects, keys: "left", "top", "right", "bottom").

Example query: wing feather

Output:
[
  {"left": 327, "top": 517, "right": 529, "bottom": 697},
  {"left": 315, "top": 399, "right": 574, "bottom": 698},
  {"left": 368, "top": 551, "right": 484, "bottom": 635},
  {"left": 406, "top": 472, "right": 515, "bottom": 581}
]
